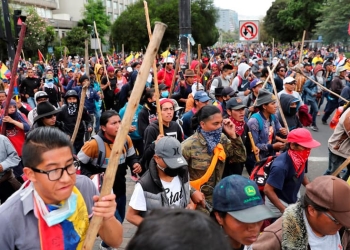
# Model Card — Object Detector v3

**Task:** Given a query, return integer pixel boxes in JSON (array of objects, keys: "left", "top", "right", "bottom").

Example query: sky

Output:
[{"left": 214, "top": 0, "right": 275, "bottom": 20}]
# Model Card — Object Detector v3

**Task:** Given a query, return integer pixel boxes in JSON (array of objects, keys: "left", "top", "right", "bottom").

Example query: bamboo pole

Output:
[
  {"left": 93, "top": 21, "right": 111, "bottom": 90},
  {"left": 82, "top": 21, "right": 167, "bottom": 249},
  {"left": 295, "top": 67, "right": 349, "bottom": 104},
  {"left": 187, "top": 38, "right": 191, "bottom": 67},
  {"left": 267, "top": 67, "right": 289, "bottom": 133},
  {"left": 299, "top": 30, "right": 306, "bottom": 65},
  {"left": 248, "top": 132, "right": 260, "bottom": 162},
  {"left": 169, "top": 48, "right": 181, "bottom": 97},
  {"left": 144, "top": 0, "right": 164, "bottom": 135},
  {"left": 1, "top": 23, "right": 26, "bottom": 135}
]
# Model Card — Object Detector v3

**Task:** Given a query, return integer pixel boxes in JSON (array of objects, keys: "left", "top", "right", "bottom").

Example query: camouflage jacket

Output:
[{"left": 181, "top": 131, "right": 246, "bottom": 212}]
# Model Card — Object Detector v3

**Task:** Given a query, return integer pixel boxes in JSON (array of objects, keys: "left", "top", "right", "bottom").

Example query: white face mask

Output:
[{"left": 316, "top": 71, "right": 323, "bottom": 77}]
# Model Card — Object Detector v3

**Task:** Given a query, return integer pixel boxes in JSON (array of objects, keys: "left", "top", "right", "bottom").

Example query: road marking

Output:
[{"left": 309, "top": 157, "right": 328, "bottom": 162}]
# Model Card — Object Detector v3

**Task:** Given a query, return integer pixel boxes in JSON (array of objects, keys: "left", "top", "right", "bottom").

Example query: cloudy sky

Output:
[{"left": 214, "top": 0, "right": 275, "bottom": 20}]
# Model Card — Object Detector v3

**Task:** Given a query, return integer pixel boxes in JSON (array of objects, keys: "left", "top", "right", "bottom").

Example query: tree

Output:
[
  {"left": 316, "top": 0, "right": 350, "bottom": 44},
  {"left": 277, "top": 0, "right": 323, "bottom": 40},
  {"left": 63, "top": 26, "right": 89, "bottom": 56},
  {"left": 263, "top": 0, "right": 297, "bottom": 44},
  {"left": 79, "top": 0, "right": 111, "bottom": 44},
  {"left": 23, "top": 7, "right": 55, "bottom": 57},
  {"left": 111, "top": 0, "right": 219, "bottom": 51}
]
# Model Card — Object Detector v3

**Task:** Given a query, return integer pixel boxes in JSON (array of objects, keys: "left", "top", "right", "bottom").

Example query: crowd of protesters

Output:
[{"left": 0, "top": 43, "right": 350, "bottom": 250}]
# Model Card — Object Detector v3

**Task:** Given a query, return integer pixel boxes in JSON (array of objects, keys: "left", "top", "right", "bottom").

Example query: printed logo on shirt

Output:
[
  {"left": 6, "top": 127, "right": 18, "bottom": 137},
  {"left": 165, "top": 131, "right": 177, "bottom": 139},
  {"left": 164, "top": 188, "right": 183, "bottom": 205}
]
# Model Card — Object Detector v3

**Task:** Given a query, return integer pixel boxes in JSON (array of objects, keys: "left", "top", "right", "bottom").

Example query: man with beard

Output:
[
  {"left": 321, "top": 66, "right": 346, "bottom": 125},
  {"left": 303, "top": 65, "right": 324, "bottom": 131},
  {"left": 56, "top": 90, "right": 92, "bottom": 154}
]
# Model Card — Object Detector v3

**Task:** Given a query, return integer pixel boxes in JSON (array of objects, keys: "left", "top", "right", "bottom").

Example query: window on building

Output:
[
  {"left": 114, "top": 14, "right": 118, "bottom": 20},
  {"left": 108, "top": 12, "right": 112, "bottom": 17},
  {"left": 113, "top": 1, "right": 117, "bottom": 9},
  {"left": 107, "top": 0, "right": 111, "bottom": 7},
  {"left": 119, "top": 3, "right": 123, "bottom": 13}
]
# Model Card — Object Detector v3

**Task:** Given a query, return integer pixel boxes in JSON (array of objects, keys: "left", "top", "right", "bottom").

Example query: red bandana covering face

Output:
[
  {"left": 288, "top": 148, "right": 311, "bottom": 177},
  {"left": 229, "top": 117, "right": 245, "bottom": 136}
]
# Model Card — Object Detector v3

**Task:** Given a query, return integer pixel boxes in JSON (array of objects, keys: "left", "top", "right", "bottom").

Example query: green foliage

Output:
[
  {"left": 263, "top": 0, "right": 324, "bottom": 44},
  {"left": 23, "top": 7, "right": 55, "bottom": 57},
  {"left": 79, "top": 0, "right": 111, "bottom": 44},
  {"left": 63, "top": 26, "right": 89, "bottom": 56},
  {"left": 111, "top": 0, "right": 219, "bottom": 51},
  {"left": 220, "top": 30, "right": 239, "bottom": 43},
  {"left": 316, "top": 0, "right": 350, "bottom": 44}
]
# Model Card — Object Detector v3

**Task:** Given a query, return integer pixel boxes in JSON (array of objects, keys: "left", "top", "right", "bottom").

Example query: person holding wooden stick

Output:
[
  {"left": 101, "top": 66, "right": 118, "bottom": 111},
  {"left": 247, "top": 89, "right": 287, "bottom": 165},
  {"left": 142, "top": 99, "right": 184, "bottom": 171},
  {"left": 0, "top": 127, "right": 123, "bottom": 249}
]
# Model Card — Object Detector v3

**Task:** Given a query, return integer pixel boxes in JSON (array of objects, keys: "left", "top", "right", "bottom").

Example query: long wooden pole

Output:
[
  {"left": 82, "top": 22, "right": 167, "bottom": 249},
  {"left": 144, "top": 1, "right": 164, "bottom": 135},
  {"left": 187, "top": 38, "right": 191, "bottom": 67},
  {"left": 1, "top": 23, "right": 26, "bottom": 135},
  {"left": 248, "top": 132, "right": 260, "bottom": 161},
  {"left": 268, "top": 67, "right": 289, "bottom": 133},
  {"left": 295, "top": 67, "right": 349, "bottom": 104},
  {"left": 299, "top": 30, "right": 306, "bottom": 65},
  {"left": 93, "top": 21, "right": 111, "bottom": 90},
  {"left": 70, "top": 82, "right": 88, "bottom": 144},
  {"left": 169, "top": 48, "right": 181, "bottom": 97}
]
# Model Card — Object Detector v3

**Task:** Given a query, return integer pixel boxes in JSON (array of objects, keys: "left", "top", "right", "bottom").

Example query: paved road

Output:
[{"left": 93, "top": 106, "right": 335, "bottom": 249}]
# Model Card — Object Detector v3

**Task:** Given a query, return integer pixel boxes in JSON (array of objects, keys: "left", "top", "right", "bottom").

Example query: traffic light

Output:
[{"left": 13, "top": 10, "right": 26, "bottom": 39}]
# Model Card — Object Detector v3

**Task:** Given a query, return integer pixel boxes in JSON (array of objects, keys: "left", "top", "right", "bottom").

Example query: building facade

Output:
[{"left": 216, "top": 8, "right": 238, "bottom": 32}]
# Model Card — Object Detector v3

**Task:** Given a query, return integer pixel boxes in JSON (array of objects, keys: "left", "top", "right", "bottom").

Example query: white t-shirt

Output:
[
  {"left": 303, "top": 211, "right": 343, "bottom": 250},
  {"left": 129, "top": 176, "right": 183, "bottom": 211}
]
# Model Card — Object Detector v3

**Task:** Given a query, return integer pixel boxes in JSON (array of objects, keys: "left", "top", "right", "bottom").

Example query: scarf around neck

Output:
[{"left": 198, "top": 127, "right": 222, "bottom": 154}]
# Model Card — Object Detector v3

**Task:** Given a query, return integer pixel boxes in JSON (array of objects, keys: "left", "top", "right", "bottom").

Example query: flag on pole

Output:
[
  {"left": 38, "top": 49, "right": 45, "bottom": 62},
  {"left": 125, "top": 54, "right": 134, "bottom": 63},
  {"left": 161, "top": 49, "right": 170, "bottom": 58},
  {"left": 0, "top": 64, "right": 11, "bottom": 80},
  {"left": 135, "top": 53, "right": 140, "bottom": 59}
]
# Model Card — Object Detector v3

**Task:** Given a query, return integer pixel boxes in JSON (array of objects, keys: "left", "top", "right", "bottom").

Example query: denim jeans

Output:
[
  {"left": 307, "top": 99, "right": 318, "bottom": 126},
  {"left": 94, "top": 110, "right": 101, "bottom": 132},
  {"left": 322, "top": 99, "right": 338, "bottom": 122},
  {"left": 27, "top": 97, "right": 36, "bottom": 109},
  {"left": 324, "top": 149, "right": 350, "bottom": 180},
  {"left": 101, "top": 195, "right": 126, "bottom": 248}
]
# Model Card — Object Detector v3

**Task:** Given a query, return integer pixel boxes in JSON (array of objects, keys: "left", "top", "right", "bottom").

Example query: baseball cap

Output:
[
  {"left": 283, "top": 76, "right": 296, "bottom": 85},
  {"left": 306, "top": 176, "right": 350, "bottom": 228},
  {"left": 35, "top": 91, "right": 49, "bottom": 101},
  {"left": 158, "top": 83, "right": 168, "bottom": 91},
  {"left": 303, "top": 62, "right": 311, "bottom": 67},
  {"left": 221, "top": 87, "right": 236, "bottom": 97},
  {"left": 155, "top": 136, "right": 187, "bottom": 169},
  {"left": 226, "top": 97, "right": 247, "bottom": 110},
  {"left": 338, "top": 66, "right": 347, "bottom": 72},
  {"left": 250, "top": 79, "right": 263, "bottom": 89},
  {"left": 287, "top": 128, "right": 320, "bottom": 148},
  {"left": 213, "top": 175, "right": 276, "bottom": 223},
  {"left": 194, "top": 91, "right": 211, "bottom": 103}
]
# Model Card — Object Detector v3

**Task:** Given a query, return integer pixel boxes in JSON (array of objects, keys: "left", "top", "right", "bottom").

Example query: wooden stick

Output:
[
  {"left": 187, "top": 38, "right": 191, "bottom": 67},
  {"left": 299, "top": 30, "right": 306, "bottom": 65},
  {"left": 169, "top": 48, "right": 181, "bottom": 97},
  {"left": 332, "top": 156, "right": 350, "bottom": 177},
  {"left": 144, "top": 0, "right": 164, "bottom": 135},
  {"left": 199, "top": 54, "right": 214, "bottom": 79},
  {"left": 1, "top": 23, "right": 26, "bottom": 135},
  {"left": 248, "top": 132, "right": 260, "bottom": 161},
  {"left": 82, "top": 21, "right": 167, "bottom": 249},
  {"left": 70, "top": 82, "right": 88, "bottom": 144},
  {"left": 268, "top": 67, "right": 289, "bottom": 133},
  {"left": 63, "top": 47, "right": 68, "bottom": 68},
  {"left": 295, "top": 67, "right": 349, "bottom": 104},
  {"left": 93, "top": 21, "right": 111, "bottom": 90},
  {"left": 198, "top": 44, "right": 201, "bottom": 62},
  {"left": 85, "top": 38, "right": 89, "bottom": 77}
]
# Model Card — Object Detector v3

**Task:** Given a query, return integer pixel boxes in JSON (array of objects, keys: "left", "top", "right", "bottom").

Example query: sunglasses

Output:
[
  {"left": 287, "top": 81, "right": 296, "bottom": 85},
  {"left": 44, "top": 114, "right": 56, "bottom": 119}
]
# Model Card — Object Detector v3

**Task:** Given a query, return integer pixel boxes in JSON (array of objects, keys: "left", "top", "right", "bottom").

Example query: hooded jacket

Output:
[
  {"left": 231, "top": 63, "right": 251, "bottom": 97},
  {"left": 277, "top": 94, "right": 302, "bottom": 132},
  {"left": 138, "top": 103, "right": 158, "bottom": 138},
  {"left": 94, "top": 64, "right": 104, "bottom": 84}
]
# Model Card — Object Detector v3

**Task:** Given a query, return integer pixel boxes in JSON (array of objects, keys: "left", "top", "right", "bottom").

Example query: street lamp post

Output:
[{"left": 50, "top": 19, "right": 62, "bottom": 57}]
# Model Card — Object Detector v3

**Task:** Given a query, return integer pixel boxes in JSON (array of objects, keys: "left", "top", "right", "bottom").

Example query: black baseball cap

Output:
[{"left": 226, "top": 97, "right": 247, "bottom": 110}]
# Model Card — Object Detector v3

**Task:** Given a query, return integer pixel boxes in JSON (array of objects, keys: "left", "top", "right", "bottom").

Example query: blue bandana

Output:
[{"left": 198, "top": 127, "right": 222, "bottom": 154}]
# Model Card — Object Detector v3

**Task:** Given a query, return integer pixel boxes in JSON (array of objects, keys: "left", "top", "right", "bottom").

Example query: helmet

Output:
[
  {"left": 64, "top": 90, "right": 79, "bottom": 102},
  {"left": 35, "top": 91, "right": 49, "bottom": 101}
]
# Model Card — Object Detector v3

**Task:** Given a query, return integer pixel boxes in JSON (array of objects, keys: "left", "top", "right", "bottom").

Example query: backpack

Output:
[
  {"left": 251, "top": 112, "right": 276, "bottom": 131},
  {"left": 206, "top": 76, "right": 222, "bottom": 91},
  {"left": 250, "top": 156, "right": 276, "bottom": 191},
  {"left": 90, "top": 134, "right": 128, "bottom": 168}
]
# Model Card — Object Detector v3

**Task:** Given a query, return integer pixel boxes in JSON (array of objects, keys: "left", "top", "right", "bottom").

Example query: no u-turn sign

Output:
[{"left": 239, "top": 20, "right": 259, "bottom": 41}]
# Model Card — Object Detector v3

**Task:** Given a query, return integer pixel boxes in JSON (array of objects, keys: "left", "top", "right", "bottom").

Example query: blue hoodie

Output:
[{"left": 119, "top": 102, "right": 143, "bottom": 140}]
